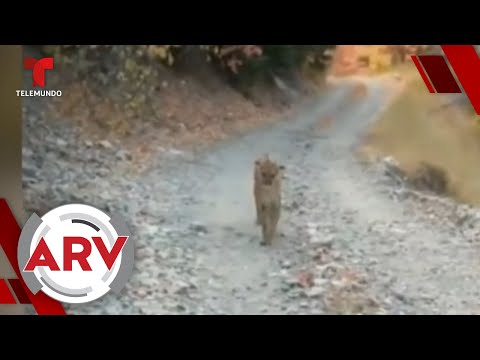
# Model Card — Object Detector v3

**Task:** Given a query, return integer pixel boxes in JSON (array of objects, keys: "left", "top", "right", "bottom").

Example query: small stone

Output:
[
  {"left": 135, "top": 288, "right": 148, "bottom": 299},
  {"left": 57, "top": 139, "right": 68, "bottom": 147},
  {"left": 98, "top": 140, "right": 113, "bottom": 149},
  {"left": 313, "top": 278, "right": 329, "bottom": 287},
  {"left": 375, "top": 307, "right": 388, "bottom": 315},
  {"left": 367, "top": 297, "right": 380, "bottom": 308},
  {"left": 390, "top": 227, "right": 406, "bottom": 234},
  {"left": 311, "top": 234, "right": 334, "bottom": 247},
  {"left": 290, "top": 201, "right": 300, "bottom": 210},
  {"left": 85, "top": 140, "right": 93, "bottom": 147},
  {"left": 281, "top": 283, "right": 293, "bottom": 293},
  {"left": 331, "top": 251, "right": 342, "bottom": 261},
  {"left": 144, "top": 225, "right": 160, "bottom": 236},
  {"left": 173, "top": 280, "right": 190, "bottom": 295},
  {"left": 392, "top": 291, "right": 409, "bottom": 304},
  {"left": 168, "top": 148, "right": 184, "bottom": 156},
  {"left": 116, "top": 149, "right": 132, "bottom": 161},
  {"left": 307, "top": 228, "right": 317, "bottom": 237},
  {"left": 318, "top": 264, "right": 339, "bottom": 279},
  {"left": 176, "top": 304, "right": 187, "bottom": 312},
  {"left": 22, "top": 147, "right": 33, "bottom": 157},
  {"left": 24, "top": 167, "right": 37, "bottom": 179},
  {"left": 305, "top": 286, "right": 324, "bottom": 298},
  {"left": 156, "top": 250, "right": 168, "bottom": 260},
  {"left": 190, "top": 222, "right": 208, "bottom": 234}
]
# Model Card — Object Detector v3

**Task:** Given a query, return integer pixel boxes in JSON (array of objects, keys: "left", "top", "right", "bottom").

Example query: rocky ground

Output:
[{"left": 21, "top": 63, "right": 480, "bottom": 314}]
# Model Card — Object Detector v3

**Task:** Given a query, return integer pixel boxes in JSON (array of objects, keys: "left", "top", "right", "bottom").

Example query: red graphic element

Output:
[
  {"left": 418, "top": 55, "right": 462, "bottom": 94},
  {"left": 0, "top": 199, "right": 66, "bottom": 315},
  {"left": 23, "top": 57, "right": 54, "bottom": 87},
  {"left": 0, "top": 279, "right": 16, "bottom": 304},
  {"left": 93, "top": 236, "right": 129, "bottom": 271},
  {"left": 24, "top": 237, "right": 61, "bottom": 272},
  {"left": 0, "top": 279, "right": 32, "bottom": 304},
  {"left": 63, "top": 237, "right": 93, "bottom": 271},
  {"left": 8, "top": 279, "right": 31, "bottom": 304},
  {"left": 412, "top": 45, "right": 480, "bottom": 115},
  {"left": 411, "top": 55, "right": 435, "bottom": 93},
  {"left": 441, "top": 45, "right": 480, "bottom": 115}
]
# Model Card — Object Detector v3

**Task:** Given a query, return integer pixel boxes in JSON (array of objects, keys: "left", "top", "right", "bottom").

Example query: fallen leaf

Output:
[{"left": 297, "top": 271, "right": 315, "bottom": 288}]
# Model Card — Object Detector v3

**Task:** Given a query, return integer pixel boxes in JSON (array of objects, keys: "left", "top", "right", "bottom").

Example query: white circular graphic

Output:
[{"left": 19, "top": 204, "right": 133, "bottom": 304}]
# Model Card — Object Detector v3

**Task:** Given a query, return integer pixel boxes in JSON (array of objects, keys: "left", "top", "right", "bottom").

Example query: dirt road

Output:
[{"left": 24, "top": 72, "right": 480, "bottom": 315}]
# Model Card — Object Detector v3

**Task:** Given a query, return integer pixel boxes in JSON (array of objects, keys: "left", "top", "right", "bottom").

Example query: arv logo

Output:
[
  {"left": 24, "top": 236, "right": 129, "bottom": 272},
  {"left": 18, "top": 204, "right": 134, "bottom": 304}
]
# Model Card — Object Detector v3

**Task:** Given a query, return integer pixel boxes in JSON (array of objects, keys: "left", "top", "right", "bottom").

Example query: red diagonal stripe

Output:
[
  {"left": 23, "top": 57, "right": 37, "bottom": 70},
  {"left": 0, "top": 279, "right": 17, "bottom": 304},
  {"left": 441, "top": 45, "right": 480, "bottom": 115},
  {"left": 418, "top": 55, "right": 462, "bottom": 94},
  {"left": 8, "top": 279, "right": 31, "bottom": 304},
  {"left": 0, "top": 199, "right": 66, "bottom": 315},
  {"left": 411, "top": 55, "right": 435, "bottom": 93}
]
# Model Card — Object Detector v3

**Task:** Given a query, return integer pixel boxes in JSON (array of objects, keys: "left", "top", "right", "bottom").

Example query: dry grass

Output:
[{"left": 360, "top": 72, "right": 480, "bottom": 205}]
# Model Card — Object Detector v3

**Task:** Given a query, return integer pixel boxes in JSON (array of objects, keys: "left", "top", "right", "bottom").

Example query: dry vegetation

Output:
[
  {"left": 330, "top": 45, "right": 431, "bottom": 77},
  {"left": 359, "top": 65, "right": 480, "bottom": 205},
  {"left": 40, "top": 45, "right": 335, "bottom": 155}
]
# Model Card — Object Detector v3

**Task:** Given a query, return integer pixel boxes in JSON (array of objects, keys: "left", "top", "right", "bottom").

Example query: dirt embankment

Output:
[
  {"left": 358, "top": 66, "right": 480, "bottom": 206},
  {"left": 33, "top": 46, "right": 329, "bottom": 174}
]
